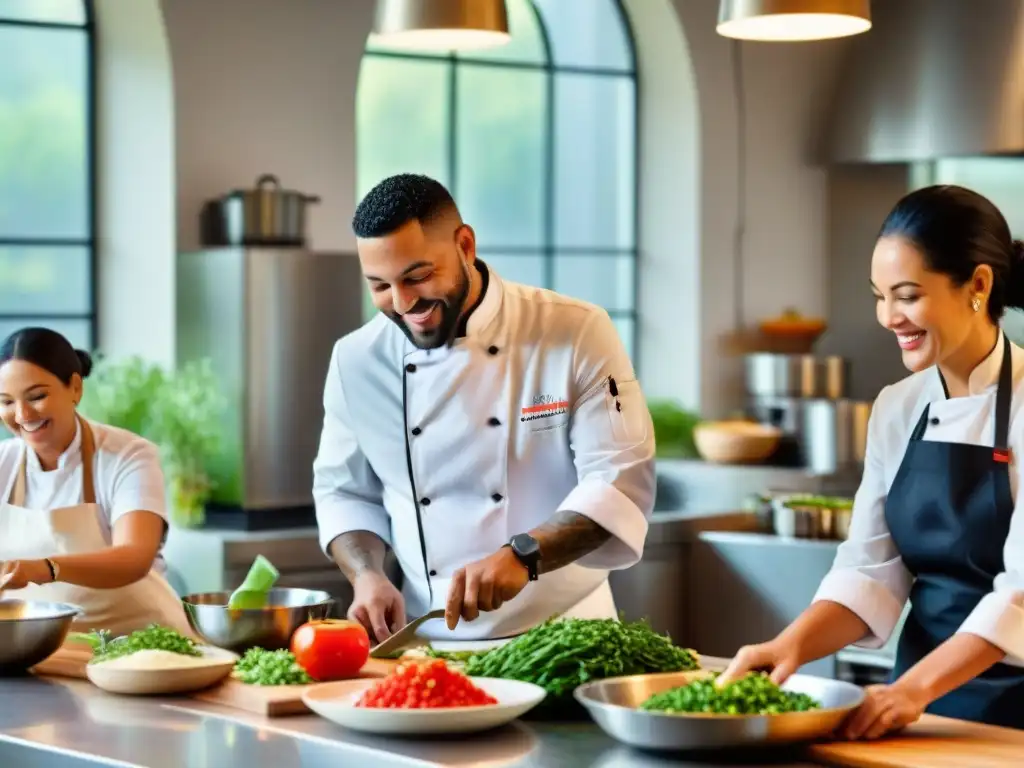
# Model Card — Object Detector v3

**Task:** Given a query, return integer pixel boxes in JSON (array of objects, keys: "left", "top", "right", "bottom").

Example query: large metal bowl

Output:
[
  {"left": 182, "top": 588, "right": 334, "bottom": 652},
  {"left": 574, "top": 671, "right": 865, "bottom": 751},
  {"left": 0, "top": 599, "right": 82, "bottom": 675}
]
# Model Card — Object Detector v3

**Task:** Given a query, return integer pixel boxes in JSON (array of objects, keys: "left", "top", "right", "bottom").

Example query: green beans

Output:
[
  {"left": 233, "top": 648, "right": 313, "bottom": 686},
  {"left": 429, "top": 617, "right": 700, "bottom": 698},
  {"left": 70, "top": 625, "right": 202, "bottom": 664},
  {"left": 639, "top": 672, "right": 820, "bottom": 715}
]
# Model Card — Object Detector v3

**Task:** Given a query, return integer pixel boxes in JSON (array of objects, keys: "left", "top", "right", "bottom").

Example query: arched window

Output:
[
  {"left": 0, "top": 1, "right": 95, "bottom": 350},
  {"left": 357, "top": 0, "right": 638, "bottom": 361}
]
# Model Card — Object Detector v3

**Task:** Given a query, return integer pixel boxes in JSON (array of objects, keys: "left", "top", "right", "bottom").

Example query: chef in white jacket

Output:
[
  {"left": 720, "top": 185, "right": 1024, "bottom": 737},
  {"left": 313, "top": 173, "right": 656, "bottom": 642},
  {"left": 0, "top": 327, "right": 193, "bottom": 637}
]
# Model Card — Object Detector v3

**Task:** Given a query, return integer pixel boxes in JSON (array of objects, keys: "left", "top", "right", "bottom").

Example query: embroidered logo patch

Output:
[{"left": 521, "top": 394, "right": 568, "bottom": 423}]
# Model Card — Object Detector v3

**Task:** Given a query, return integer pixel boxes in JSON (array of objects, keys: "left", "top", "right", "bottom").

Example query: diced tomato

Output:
[{"left": 354, "top": 659, "right": 498, "bottom": 709}]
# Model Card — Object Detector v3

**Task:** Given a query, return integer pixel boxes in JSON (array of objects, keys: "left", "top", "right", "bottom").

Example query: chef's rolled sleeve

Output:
[
  {"left": 957, "top": 486, "right": 1024, "bottom": 666},
  {"left": 313, "top": 342, "right": 392, "bottom": 557},
  {"left": 811, "top": 386, "right": 913, "bottom": 648},
  {"left": 558, "top": 309, "right": 656, "bottom": 570}
]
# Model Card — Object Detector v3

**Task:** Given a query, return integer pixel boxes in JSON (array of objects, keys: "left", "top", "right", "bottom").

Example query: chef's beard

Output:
[{"left": 388, "top": 260, "right": 471, "bottom": 350}]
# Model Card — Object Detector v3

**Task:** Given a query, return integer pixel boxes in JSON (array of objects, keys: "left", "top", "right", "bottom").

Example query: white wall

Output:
[
  {"left": 668, "top": 0, "right": 848, "bottom": 417},
  {"left": 93, "top": 0, "right": 176, "bottom": 366},
  {"left": 160, "top": 0, "right": 375, "bottom": 253},
  {"left": 624, "top": 0, "right": 701, "bottom": 409},
  {"left": 95, "top": 0, "right": 848, "bottom": 419}
]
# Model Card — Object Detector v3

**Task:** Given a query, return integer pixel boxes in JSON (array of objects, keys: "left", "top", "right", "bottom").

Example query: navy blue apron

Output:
[{"left": 885, "top": 333, "right": 1024, "bottom": 728}]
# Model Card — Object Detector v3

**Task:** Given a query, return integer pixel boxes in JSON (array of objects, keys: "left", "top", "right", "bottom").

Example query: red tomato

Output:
[{"left": 290, "top": 619, "right": 370, "bottom": 681}]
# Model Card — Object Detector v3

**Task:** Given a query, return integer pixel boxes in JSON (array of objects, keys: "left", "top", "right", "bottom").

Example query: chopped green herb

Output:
[
  {"left": 640, "top": 671, "right": 821, "bottom": 715},
  {"left": 233, "top": 648, "right": 312, "bottom": 686},
  {"left": 70, "top": 624, "right": 202, "bottom": 664}
]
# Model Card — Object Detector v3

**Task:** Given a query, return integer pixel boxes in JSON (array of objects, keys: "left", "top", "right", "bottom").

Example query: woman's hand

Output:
[
  {"left": 0, "top": 559, "right": 52, "bottom": 590},
  {"left": 841, "top": 682, "right": 929, "bottom": 740},
  {"left": 717, "top": 640, "right": 803, "bottom": 686}
]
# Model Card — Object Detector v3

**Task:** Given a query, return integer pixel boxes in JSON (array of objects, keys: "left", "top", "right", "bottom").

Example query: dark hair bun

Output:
[{"left": 75, "top": 349, "right": 93, "bottom": 378}]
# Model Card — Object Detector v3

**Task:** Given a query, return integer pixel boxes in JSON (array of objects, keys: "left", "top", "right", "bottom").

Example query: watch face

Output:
[{"left": 511, "top": 533, "right": 540, "bottom": 558}]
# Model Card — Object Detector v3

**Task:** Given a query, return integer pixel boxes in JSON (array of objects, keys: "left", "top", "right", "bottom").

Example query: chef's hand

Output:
[
  {"left": 445, "top": 547, "right": 529, "bottom": 630},
  {"left": 0, "top": 559, "right": 51, "bottom": 590},
  {"left": 717, "top": 640, "right": 802, "bottom": 687},
  {"left": 840, "top": 682, "right": 928, "bottom": 740},
  {"left": 347, "top": 572, "right": 406, "bottom": 643}
]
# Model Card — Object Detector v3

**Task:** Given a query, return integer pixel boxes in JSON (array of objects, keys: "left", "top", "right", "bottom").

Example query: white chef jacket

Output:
[
  {"left": 813, "top": 333, "right": 1024, "bottom": 666},
  {"left": 313, "top": 262, "right": 656, "bottom": 639},
  {"left": 0, "top": 418, "right": 171, "bottom": 572}
]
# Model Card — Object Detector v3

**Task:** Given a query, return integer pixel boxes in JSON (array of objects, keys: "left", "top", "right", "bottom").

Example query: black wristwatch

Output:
[{"left": 506, "top": 533, "right": 541, "bottom": 581}]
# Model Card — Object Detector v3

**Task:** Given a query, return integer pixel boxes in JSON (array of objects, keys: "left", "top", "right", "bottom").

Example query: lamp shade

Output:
[
  {"left": 371, "top": 0, "right": 511, "bottom": 52},
  {"left": 717, "top": 0, "right": 871, "bottom": 41}
]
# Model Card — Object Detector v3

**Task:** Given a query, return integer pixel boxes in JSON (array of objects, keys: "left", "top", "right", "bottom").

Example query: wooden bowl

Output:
[
  {"left": 758, "top": 314, "right": 827, "bottom": 353},
  {"left": 693, "top": 421, "right": 782, "bottom": 464}
]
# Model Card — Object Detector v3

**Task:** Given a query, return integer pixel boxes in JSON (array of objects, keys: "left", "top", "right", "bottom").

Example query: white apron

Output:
[{"left": 0, "top": 418, "right": 193, "bottom": 637}]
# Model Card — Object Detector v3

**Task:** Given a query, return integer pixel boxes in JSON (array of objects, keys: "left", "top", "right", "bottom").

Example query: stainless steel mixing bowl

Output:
[
  {"left": 0, "top": 599, "right": 82, "bottom": 675},
  {"left": 574, "top": 670, "right": 865, "bottom": 751},
  {"left": 182, "top": 588, "right": 334, "bottom": 652}
]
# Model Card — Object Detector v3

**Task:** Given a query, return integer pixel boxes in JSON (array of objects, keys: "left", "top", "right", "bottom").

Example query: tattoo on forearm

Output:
[
  {"left": 329, "top": 531, "right": 386, "bottom": 583},
  {"left": 532, "top": 511, "right": 611, "bottom": 574}
]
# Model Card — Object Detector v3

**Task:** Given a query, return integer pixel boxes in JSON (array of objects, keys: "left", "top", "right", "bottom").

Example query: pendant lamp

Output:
[
  {"left": 371, "top": 0, "right": 511, "bottom": 52},
  {"left": 717, "top": 0, "right": 871, "bottom": 41}
]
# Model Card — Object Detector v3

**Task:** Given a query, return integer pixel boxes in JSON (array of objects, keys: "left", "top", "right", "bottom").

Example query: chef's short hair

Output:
[{"left": 352, "top": 173, "right": 459, "bottom": 239}]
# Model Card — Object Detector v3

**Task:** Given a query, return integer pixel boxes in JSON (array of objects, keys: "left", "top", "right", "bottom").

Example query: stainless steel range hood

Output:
[{"left": 825, "top": 0, "right": 1024, "bottom": 164}]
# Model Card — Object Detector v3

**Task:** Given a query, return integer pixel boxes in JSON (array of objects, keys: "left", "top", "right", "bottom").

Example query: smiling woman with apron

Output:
[
  {"left": 718, "top": 185, "right": 1024, "bottom": 738},
  {"left": 0, "top": 327, "right": 192, "bottom": 637}
]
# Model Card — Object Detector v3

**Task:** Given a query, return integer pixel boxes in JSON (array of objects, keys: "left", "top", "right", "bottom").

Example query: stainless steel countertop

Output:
[{"left": 0, "top": 671, "right": 821, "bottom": 768}]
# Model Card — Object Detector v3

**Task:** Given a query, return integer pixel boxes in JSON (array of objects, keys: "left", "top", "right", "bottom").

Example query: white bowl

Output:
[
  {"left": 302, "top": 676, "right": 547, "bottom": 735},
  {"left": 85, "top": 645, "right": 238, "bottom": 695}
]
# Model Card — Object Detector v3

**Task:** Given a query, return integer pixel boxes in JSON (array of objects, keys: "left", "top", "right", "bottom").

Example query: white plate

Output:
[
  {"left": 302, "top": 676, "right": 546, "bottom": 735},
  {"left": 426, "top": 638, "right": 512, "bottom": 653},
  {"left": 86, "top": 645, "right": 238, "bottom": 695}
]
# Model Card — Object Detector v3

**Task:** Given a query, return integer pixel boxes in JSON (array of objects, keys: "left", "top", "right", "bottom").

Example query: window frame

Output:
[
  {"left": 0, "top": 1, "right": 97, "bottom": 350},
  {"left": 361, "top": 0, "right": 641, "bottom": 366}
]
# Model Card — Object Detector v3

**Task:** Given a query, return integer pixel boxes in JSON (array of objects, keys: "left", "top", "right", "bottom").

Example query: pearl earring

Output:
[{"left": 972, "top": 297, "right": 982, "bottom": 312}]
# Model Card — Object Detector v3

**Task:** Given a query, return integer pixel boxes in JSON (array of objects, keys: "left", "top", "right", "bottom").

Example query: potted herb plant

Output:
[{"left": 79, "top": 355, "right": 225, "bottom": 528}]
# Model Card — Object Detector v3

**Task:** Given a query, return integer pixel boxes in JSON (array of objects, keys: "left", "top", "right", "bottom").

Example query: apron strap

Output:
[
  {"left": 909, "top": 403, "right": 932, "bottom": 442},
  {"left": 993, "top": 332, "right": 1013, "bottom": 458},
  {"left": 8, "top": 416, "right": 98, "bottom": 507}
]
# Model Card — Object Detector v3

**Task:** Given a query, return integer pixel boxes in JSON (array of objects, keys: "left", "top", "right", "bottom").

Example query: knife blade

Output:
[{"left": 369, "top": 608, "right": 446, "bottom": 659}]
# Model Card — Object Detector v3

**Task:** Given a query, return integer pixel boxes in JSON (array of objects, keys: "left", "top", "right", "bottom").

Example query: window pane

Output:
[
  {"left": 455, "top": 65, "right": 546, "bottom": 248},
  {"left": 479, "top": 253, "right": 546, "bottom": 288},
  {"left": 456, "top": 0, "right": 545, "bottom": 64},
  {"left": 0, "top": 245, "right": 89, "bottom": 313},
  {"left": 613, "top": 316, "right": 635, "bottom": 362},
  {"left": 0, "top": 317, "right": 90, "bottom": 350},
  {"left": 0, "top": 25, "right": 88, "bottom": 238},
  {"left": 553, "top": 73, "right": 635, "bottom": 249},
  {"left": 0, "top": 0, "right": 85, "bottom": 24},
  {"left": 553, "top": 253, "right": 634, "bottom": 313},
  {"left": 356, "top": 56, "right": 451, "bottom": 199},
  {"left": 532, "top": 0, "right": 631, "bottom": 70}
]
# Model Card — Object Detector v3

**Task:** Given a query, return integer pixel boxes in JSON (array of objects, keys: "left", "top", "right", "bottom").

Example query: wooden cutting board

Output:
[
  {"left": 189, "top": 658, "right": 399, "bottom": 716},
  {"left": 808, "top": 714, "right": 1024, "bottom": 768},
  {"left": 31, "top": 644, "right": 400, "bottom": 718}
]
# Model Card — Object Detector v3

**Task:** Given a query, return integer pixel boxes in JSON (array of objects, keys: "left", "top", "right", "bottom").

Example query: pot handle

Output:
[
  {"left": 255, "top": 174, "right": 281, "bottom": 190},
  {"left": 304, "top": 195, "right": 322, "bottom": 204}
]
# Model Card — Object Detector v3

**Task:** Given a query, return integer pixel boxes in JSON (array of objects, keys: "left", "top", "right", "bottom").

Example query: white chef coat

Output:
[
  {"left": 0, "top": 418, "right": 171, "bottom": 572},
  {"left": 313, "top": 262, "right": 656, "bottom": 640},
  {"left": 813, "top": 333, "right": 1024, "bottom": 666}
]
